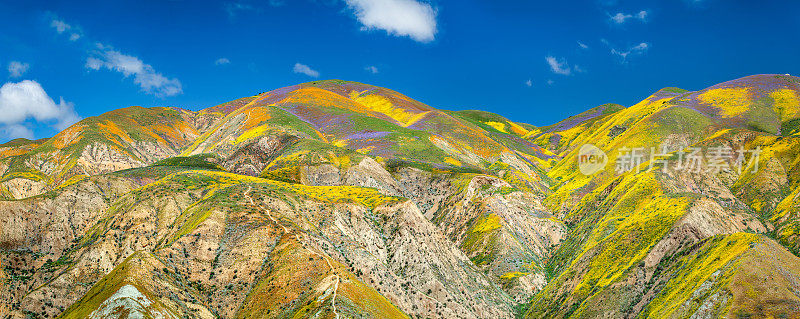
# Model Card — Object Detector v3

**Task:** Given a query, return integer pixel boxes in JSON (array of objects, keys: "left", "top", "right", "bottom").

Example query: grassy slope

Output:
[
  {"left": 57, "top": 251, "right": 209, "bottom": 319},
  {"left": 526, "top": 75, "right": 800, "bottom": 318},
  {"left": 188, "top": 80, "right": 548, "bottom": 171},
  {"left": 6, "top": 76, "right": 800, "bottom": 318},
  {"left": 0, "top": 106, "right": 202, "bottom": 191},
  {"left": 50, "top": 158, "right": 408, "bottom": 318}
]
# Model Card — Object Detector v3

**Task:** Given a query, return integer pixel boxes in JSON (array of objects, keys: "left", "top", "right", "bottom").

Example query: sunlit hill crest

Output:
[{"left": 2, "top": 75, "right": 800, "bottom": 319}]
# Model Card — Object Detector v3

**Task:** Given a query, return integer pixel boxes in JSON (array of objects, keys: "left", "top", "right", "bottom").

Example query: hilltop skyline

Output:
[
  {"left": 2, "top": 1, "right": 800, "bottom": 317},
  {"left": 1, "top": 0, "right": 799, "bottom": 142},
  {"left": 2, "top": 73, "right": 800, "bottom": 318}
]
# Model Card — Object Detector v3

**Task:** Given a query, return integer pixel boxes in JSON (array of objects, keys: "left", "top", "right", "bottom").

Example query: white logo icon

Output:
[{"left": 578, "top": 144, "right": 608, "bottom": 175}]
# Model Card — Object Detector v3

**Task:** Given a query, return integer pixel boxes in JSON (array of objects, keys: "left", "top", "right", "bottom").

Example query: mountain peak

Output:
[{"left": 3, "top": 75, "right": 800, "bottom": 319}]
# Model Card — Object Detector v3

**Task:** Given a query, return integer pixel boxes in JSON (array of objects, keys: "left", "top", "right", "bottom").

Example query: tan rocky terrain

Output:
[{"left": 0, "top": 76, "right": 799, "bottom": 318}]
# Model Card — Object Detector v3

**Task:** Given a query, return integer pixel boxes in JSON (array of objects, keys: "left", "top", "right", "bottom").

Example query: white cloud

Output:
[
  {"left": 609, "top": 10, "right": 648, "bottom": 24},
  {"left": 215, "top": 58, "right": 231, "bottom": 65},
  {"left": 573, "top": 65, "right": 585, "bottom": 73},
  {"left": 547, "top": 79, "right": 554, "bottom": 85},
  {"left": 85, "top": 57, "right": 103, "bottom": 70},
  {"left": 365, "top": 65, "right": 379, "bottom": 74},
  {"left": 610, "top": 12, "right": 632, "bottom": 24},
  {"left": 8, "top": 61, "right": 29, "bottom": 78},
  {"left": 525, "top": 79, "right": 533, "bottom": 87},
  {"left": 546, "top": 56, "right": 572, "bottom": 75},
  {"left": 50, "top": 18, "right": 82, "bottom": 41},
  {"left": 345, "top": 0, "right": 437, "bottom": 43},
  {"left": 578, "top": 41, "right": 589, "bottom": 49},
  {"left": 49, "top": 16, "right": 182, "bottom": 98},
  {"left": 86, "top": 44, "right": 183, "bottom": 97},
  {"left": 610, "top": 42, "right": 650, "bottom": 62},
  {"left": 293, "top": 63, "right": 320, "bottom": 77},
  {"left": 0, "top": 80, "right": 81, "bottom": 136},
  {"left": 3, "top": 125, "right": 34, "bottom": 140},
  {"left": 50, "top": 19, "right": 70, "bottom": 33},
  {"left": 610, "top": 49, "right": 629, "bottom": 59}
]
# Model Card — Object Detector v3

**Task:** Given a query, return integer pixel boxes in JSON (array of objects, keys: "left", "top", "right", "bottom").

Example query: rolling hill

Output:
[{"left": 1, "top": 75, "right": 799, "bottom": 318}]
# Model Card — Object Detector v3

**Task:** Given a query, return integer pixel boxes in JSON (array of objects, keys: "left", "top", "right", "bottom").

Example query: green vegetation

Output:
[
  {"left": 659, "top": 87, "right": 690, "bottom": 94},
  {"left": 643, "top": 233, "right": 758, "bottom": 318},
  {"left": 461, "top": 213, "right": 502, "bottom": 266},
  {"left": 8, "top": 75, "right": 800, "bottom": 319},
  {"left": 152, "top": 154, "right": 225, "bottom": 170},
  {"left": 57, "top": 252, "right": 180, "bottom": 319}
]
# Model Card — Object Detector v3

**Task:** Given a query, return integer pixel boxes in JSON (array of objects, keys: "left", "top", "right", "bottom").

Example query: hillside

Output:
[{"left": 0, "top": 75, "right": 799, "bottom": 318}]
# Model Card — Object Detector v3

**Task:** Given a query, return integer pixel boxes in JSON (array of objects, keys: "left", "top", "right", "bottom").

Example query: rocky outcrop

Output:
[
  {"left": 2, "top": 76, "right": 800, "bottom": 318},
  {"left": 0, "top": 178, "right": 47, "bottom": 200}
]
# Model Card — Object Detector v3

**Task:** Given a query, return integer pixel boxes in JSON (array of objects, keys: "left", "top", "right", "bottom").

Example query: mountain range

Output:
[{"left": 1, "top": 74, "right": 799, "bottom": 318}]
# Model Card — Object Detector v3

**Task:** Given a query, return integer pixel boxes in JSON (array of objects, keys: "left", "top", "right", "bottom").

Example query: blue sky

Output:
[{"left": 0, "top": 0, "right": 798, "bottom": 142}]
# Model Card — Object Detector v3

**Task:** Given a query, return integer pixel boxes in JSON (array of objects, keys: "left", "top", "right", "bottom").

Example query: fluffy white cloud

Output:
[
  {"left": 610, "top": 49, "right": 628, "bottom": 59},
  {"left": 610, "top": 12, "right": 632, "bottom": 23},
  {"left": 578, "top": 41, "right": 589, "bottom": 49},
  {"left": 8, "top": 61, "right": 29, "bottom": 78},
  {"left": 50, "top": 19, "right": 82, "bottom": 41},
  {"left": 345, "top": 0, "right": 437, "bottom": 43},
  {"left": 525, "top": 79, "right": 533, "bottom": 87},
  {"left": 215, "top": 58, "right": 231, "bottom": 65},
  {"left": 609, "top": 10, "right": 648, "bottom": 24},
  {"left": 3, "top": 125, "right": 34, "bottom": 140},
  {"left": 50, "top": 19, "right": 69, "bottom": 33},
  {"left": 610, "top": 42, "right": 650, "bottom": 62},
  {"left": 365, "top": 65, "right": 379, "bottom": 74},
  {"left": 0, "top": 80, "right": 81, "bottom": 136},
  {"left": 49, "top": 16, "right": 182, "bottom": 98},
  {"left": 293, "top": 63, "right": 320, "bottom": 77},
  {"left": 86, "top": 44, "right": 183, "bottom": 97},
  {"left": 546, "top": 56, "right": 572, "bottom": 76}
]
